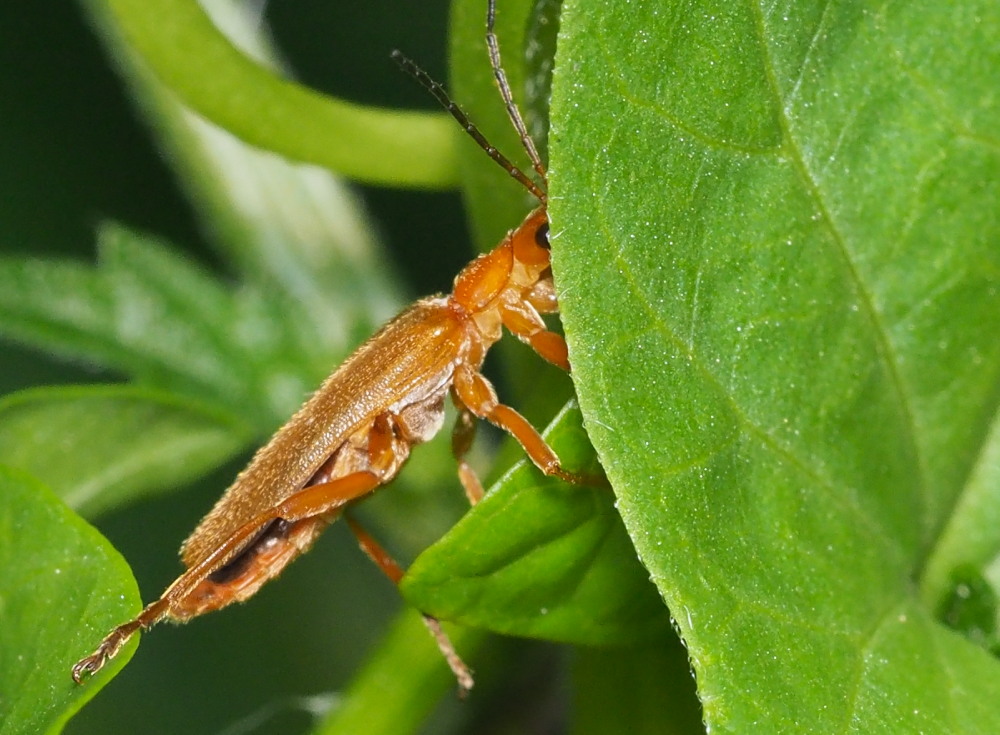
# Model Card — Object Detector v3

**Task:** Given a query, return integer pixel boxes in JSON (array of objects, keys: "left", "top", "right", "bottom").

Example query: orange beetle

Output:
[{"left": 73, "top": 0, "right": 584, "bottom": 693}]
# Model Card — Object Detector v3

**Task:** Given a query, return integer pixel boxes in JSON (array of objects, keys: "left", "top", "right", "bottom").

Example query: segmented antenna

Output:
[
  {"left": 391, "top": 17, "right": 547, "bottom": 203},
  {"left": 485, "top": 0, "right": 547, "bottom": 185}
]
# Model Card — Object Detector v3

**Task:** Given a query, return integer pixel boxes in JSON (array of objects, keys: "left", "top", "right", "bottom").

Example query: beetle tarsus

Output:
[
  {"left": 72, "top": 633, "right": 124, "bottom": 684},
  {"left": 423, "top": 615, "right": 474, "bottom": 696}
]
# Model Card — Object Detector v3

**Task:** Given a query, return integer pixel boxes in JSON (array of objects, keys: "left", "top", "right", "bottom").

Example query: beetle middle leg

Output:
[
  {"left": 453, "top": 364, "right": 601, "bottom": 486},
  {"left": 451, "top": 402, "right": 485, "bottom": 505},
  {"left": 345, "top": 515, "right": 474, "bottom": 694}
]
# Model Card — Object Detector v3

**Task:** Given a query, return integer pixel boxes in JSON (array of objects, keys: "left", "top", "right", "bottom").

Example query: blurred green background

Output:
[{"left": 0, "top": 2, "right": 570, "bottom": 733}]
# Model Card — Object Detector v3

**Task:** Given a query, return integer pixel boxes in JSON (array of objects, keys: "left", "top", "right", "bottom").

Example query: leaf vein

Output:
[
  {"left": 593, "top": 31, "right": 781, "bottom": 155},
  {"left": 749, "top": 0, "right": 933, "bottom": 540}
]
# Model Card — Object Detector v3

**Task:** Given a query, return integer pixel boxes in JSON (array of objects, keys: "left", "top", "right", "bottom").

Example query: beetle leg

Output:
[
  {"left": 450, "top": 395, "right": 485, "bottom": 505},
  {"left": 524, "top": 273, "right": 558, "bottom": 315},
  {"left": 454, "top": 365, "right": 602, "bottom": 486},
  {"left": 175, "top": 471, "right": 387, "bottom": 604},
  {"left": 525, "top": 330, "right": 569, "bottom": 371},
  {"left": 73, "top": 470, "right": 384, "bottom": 683},
  {"left": 345, "top": 515, "right": 474, "bottom": 694},
  {"left": 367, "top": 412, "right": 399, "bottom": 475},
  {"left": 70, "top": 598, "right": 170, "bottom": 683},
  {"left": 344, "top": 515, "right": 404, "bottom": 584},
  {"left": 500, "top": 299, "right": 569, "bottom": 370}
]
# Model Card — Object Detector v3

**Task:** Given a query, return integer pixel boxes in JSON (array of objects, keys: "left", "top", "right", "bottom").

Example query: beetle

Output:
[{"left": 72, "top": 0, "right": 587, "bottom": 693}]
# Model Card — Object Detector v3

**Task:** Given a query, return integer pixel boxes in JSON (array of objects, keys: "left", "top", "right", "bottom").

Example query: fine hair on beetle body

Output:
[{"left": 72, "top": 0, "right": 592, "bottom": 695}]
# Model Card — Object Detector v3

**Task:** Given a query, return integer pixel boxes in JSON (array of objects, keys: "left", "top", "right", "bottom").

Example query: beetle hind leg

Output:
[
  {"left": 72, "top": 470, "right": 385, "bottom": 684},
  {"left": 71, "top": 597, "right": 169, "bottom": 683},
  {"left": 346, "top": 515, "right": 474, "bottom": 694}
]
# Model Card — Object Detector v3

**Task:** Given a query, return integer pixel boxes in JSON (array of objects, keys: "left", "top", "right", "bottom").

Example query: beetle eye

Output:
[{"left": 535, "top": 222, "right": 550, "bottom": 249}]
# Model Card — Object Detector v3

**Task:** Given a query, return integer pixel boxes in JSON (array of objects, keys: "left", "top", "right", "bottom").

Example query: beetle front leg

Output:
[{"left": 500, "top": 299, "right": 569, "bottom": 371}]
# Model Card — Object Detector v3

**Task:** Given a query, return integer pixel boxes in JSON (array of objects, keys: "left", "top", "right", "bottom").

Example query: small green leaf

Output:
[
  {"left": 0, "top": 227, "right": 236, "bottom": 396},
  {"left": 0, "top": 385, "right": 248, "bottom": 518},
  {"left": 403, "top": 403, "right": 666, "bottom": 646},
  {"left": 0, "top": 256, "right": 119, "bottom": 372},
  {"left": 0, "top": 467, "right": 140, "bottom": 735}
]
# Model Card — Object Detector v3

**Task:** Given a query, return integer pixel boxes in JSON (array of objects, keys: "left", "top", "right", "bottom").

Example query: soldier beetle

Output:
[{"left": 72, "top": 0, "right": 587, "bottom": 694}]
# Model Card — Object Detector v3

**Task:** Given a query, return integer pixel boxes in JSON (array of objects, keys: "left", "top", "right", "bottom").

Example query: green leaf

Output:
[
  {"left": 934, "top": 564, "right": 1000, "bottom": 655},
  {"left": 551, "top": 0, "right": 1000, "bottom": 731},
  {"left": 0, "top": 223, "right": 335, "bottom": 429},
  {"left": 523, "top": 0, "right": 562, "bottom": 163},
  {"left": 403, "top": 403, "right": 667, "bottom": 646},
  {"left": 0, "top": 385, "right": 248, "bottom": 518},
  {"left": 82, "top": 0, "right": 460, "bottom": 188},
  {"left": 924, "top": 408, "right": 1000, "bottom": 618},
  {"left": 0, "top": 467, "right": 140, "bottom": 735}
]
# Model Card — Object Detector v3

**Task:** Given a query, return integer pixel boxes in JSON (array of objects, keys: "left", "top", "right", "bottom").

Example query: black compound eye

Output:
[{"left": 535, "top": 222, "right": 550, "bottom": 249}]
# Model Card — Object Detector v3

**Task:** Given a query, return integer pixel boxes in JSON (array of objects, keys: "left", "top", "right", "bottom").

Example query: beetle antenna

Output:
[
  {"left": 391, "top": 49, "right": 546, "bottom": 203},
  {"left": 485, "top": 0, "right": 547, "bottom": 185}
]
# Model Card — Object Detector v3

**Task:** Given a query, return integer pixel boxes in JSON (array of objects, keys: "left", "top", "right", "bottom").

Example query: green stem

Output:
[
  {"left": 94, "top": 0, "right": 461, "bottom": 188},
  {"left": 312, "top": 610, "right": 488, "bottom": 735}
]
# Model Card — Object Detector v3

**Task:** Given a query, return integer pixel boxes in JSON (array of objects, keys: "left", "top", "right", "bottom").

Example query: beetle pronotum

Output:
[{"left": 73, "top": 0, "right": 588, "bottom": 693}]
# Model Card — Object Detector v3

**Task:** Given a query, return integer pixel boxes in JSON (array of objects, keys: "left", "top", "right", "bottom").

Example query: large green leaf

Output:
[
  {"left": 551, "top": 0, "right": 1000, "bottom": 731},
  {"left": 0, "top": 467, "right": 140, "bottom": 735}
]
